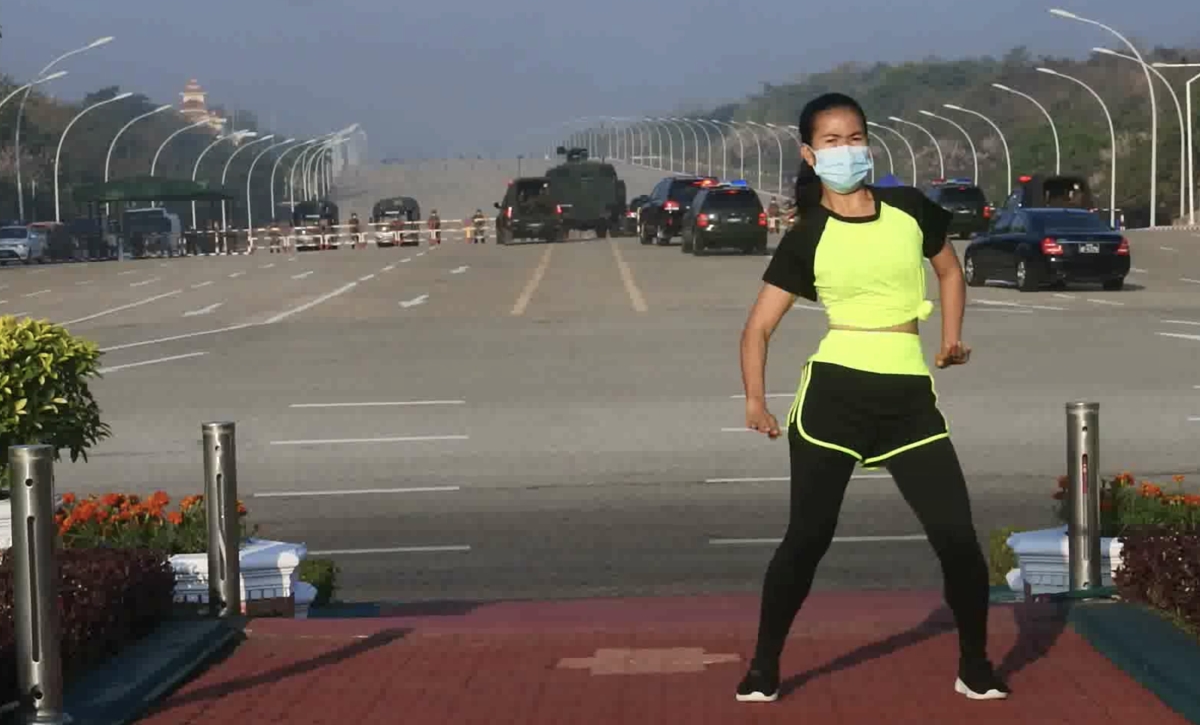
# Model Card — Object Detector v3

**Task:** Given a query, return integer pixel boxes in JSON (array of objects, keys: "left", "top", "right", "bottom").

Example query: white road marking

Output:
[
  {"left": 511, "top": 246, "right": 553, "bottom": 316},
  {"left": 975, "top": 307, "right": 1033, "bottom": 314},
  {"left": 191, "top": 281, "right": 214, "bottom": 289},
  {"left": 1180, "top": 278, "right": 1200, "bottom": 285},
  {"left": 449, "top": 265, "right": 469, "bottom": 274},
  {"left": 306, "top": 545, "right": 470, "bottom": 556},
  {"left": 159, "top": 262, "right": 169, "bottom": 267},
  {"left": 261, "top": 263, "right": 275, "bottom": 269},
  {"left": 100, "top": 323, "right": 257, "bottom": 352},
  {"left": 130, "top": 277, "right": 160, "bottom": 287},
  {"left": 1161, "top": 246, "right": 1177, "bottom": 251},
  {"left": 252, "top": 486, "right": 460, "bottom": 498},
  {"left": 0, "top": 300, "right": 6, "bottom": 304},
  {"left": 1130, "top": 267, "right": 1148, "bottom": 273},
  {"left": 291, "top": 270, "right": 313, "bottom": 280},
  {"left": 183, "top": 302, "right": 224, "bottom": 317},
  {"left": 1189, "top": 417, "right": 1200, "bottom": 422},
  {"left": 228, "top": 271, "right": 245, "bottom": 278},
  {"left": 416, "top": 252, "right": 426, "bottom": 257},
  {"left": 30, "top": 269, "right": 47, "bottom": 275},
  {"left": 1087, "top": 298, "right": 1124, "bottom": 306},
  {"left": 6, "top": 311, "right": 27, "bottom": 317},
  {"left": 358, "top": 273, "right": 375, "bottom": 282},
  {"left": 62, "top": 289, "right": 183, "bottom": 325},
  {"left": 973, "top": 299, "right": 1023, "bottom": 307},
  {"left": 611, "top": 242, "right": 648, "bottom": 313},
  {"left": 289, "top": 400, "right": 465, "bottom": 408},
  {"left": 288, "top": 256, "right": 297, "bottom": 262},
  {"left": 401, "top": 257, "right": 412, "bottom": 263},
  {"left": 382, "top": 264, "right": 396, "bottom": 272},
  {"left": 1162, "top": 320, "right": 1200, "bottom": 326},
  {"left": 710, "top": 535, "right": 927, "bottom": 546},
  {"left": 98, "top": 351, "right": 208, "bottom": 374},
  {"left": 118, "top": 270, "right": 137, "bottom": 276},
  {"left": 1028, "top": 304, "right": 1067, "bottom": 311},
  {"left": 1158, "top": 332, "right": 1200, "bottom": 342},
  {"left": 23, "top": 289, "right": 50, "bottom": 298},
  {"left": 264, "top": 282, "right": 358, "bottom": 324},
  {"left": 75, "top": 280, "right": 92, "bottom": 286},
  {"left": 705, "top": 474, "right": 890, "bottom": 483},
  {"left": 1053, "top": 293, "right": 1075, "bottom": 299},
  {"left": 399, "top": 294, "right": 428, "bottom": 308},
  {"left": 269, "top": 434, "right": 469, "bottom": 446}
]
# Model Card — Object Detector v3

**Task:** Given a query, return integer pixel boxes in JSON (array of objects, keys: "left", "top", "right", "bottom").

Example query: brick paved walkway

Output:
[{"left": 137, "top": 591, "right": 1190, "bottom": 725}]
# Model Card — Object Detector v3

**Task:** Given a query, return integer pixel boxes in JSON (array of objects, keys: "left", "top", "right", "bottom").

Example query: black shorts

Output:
[{"left": 787, "top": 361, "right": 949, "bottom": 466}]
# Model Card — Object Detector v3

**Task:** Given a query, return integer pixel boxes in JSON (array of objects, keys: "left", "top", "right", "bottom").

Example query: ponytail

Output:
[{"left": 794, "top": 160, "right": 822, "bottom": 209}]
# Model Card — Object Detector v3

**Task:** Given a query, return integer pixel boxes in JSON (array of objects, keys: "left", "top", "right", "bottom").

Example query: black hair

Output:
[{"left": 793, "top": 93, "right": 869, "bottom": 207}]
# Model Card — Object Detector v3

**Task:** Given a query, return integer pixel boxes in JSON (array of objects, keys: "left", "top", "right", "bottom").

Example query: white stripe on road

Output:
[
  {"left": 62, "top": 289, "right": 183, "bottom": 325},
  {"left": 1180, "top": 278, "right": 1200, "bottom": 285},
  {"left": 288, "top": 256, "right": 297, "bottom": 261},
  {"left": 98, "top": 351, "right": 208, "bottom": 374},
  {"left": 1053, "top": 293, "right": 1075, "bottom": 299},
  {"left": 399, "top": 294, "right": 428, "bottom": 308},
  {"left": 183, "top": 302, "right": 224, "bottom": 317},
  {"left": 401, "top": 257, "right": 412, "bottom": 263},
  {"left": 130, "top": 277, "right": 160, "bottom": 287},
  {"left": 1189, "top": 417, "right": 1200, "bottom": 422},
  {"left": 1087, "top": 298, "right": 1124, "bottom": 306},
  {"left": 264, "top": 282, "right": 357, "bottom": 324},
  {"left": 1158, "top": 332, "right": 1200, "bottom": 342},
  {"left": 973, "top": 299, "right": 1023, "bottom": 307},
  {"left": 100, "top": 323, "right": 257, "bottom": 352},
  {"left": 705, "top": 474, "right": 890, "bottom": 483},
  {"left": 75, "top": 280, "right": 93, "bottom": 286},
  {"left": 1162, "top": 320, "right": 1200, "bottom": 326},
  {"left": 1130, "top": 267, "right": 1148, "bottom": 273},
  {"left": 118, "top": 270, "right": 137, "bottom": 276},
  {"left": 306, "top": 545, "right": 470, "bottom": 556},
  {"left": 450, "top": 265, "right": 468, "bottom": 274},
  {"left": 358, "top": 273, "right": 375, "bottom": 282},
  {"left": 1161, "top": 246, "right": 1177, "bottom": 251},
  {"left": 23, "top": 289, "right": 50, "bottom": 297},
  {"left": 730, "top": 393, "right": 793, "bottom": 399},
  {"left": 191, "top": 281, "right": 214, "bottom": 289},
  {"left": 229, "top": 271, "right": 245, "bottom": 278},
  {"left": 975, "top": 307, "right": 1033, "bottom": 314},
  {"left": 382, "top": 264, "right": 396, "bottom": 272},
  {"left": 710, "top": 535, "right": 927, "bottom": 546},
  {"left": 269, "top": 434, "right": 469, "bottom": 446},
  {"left": 289, "top": 400, "right": 465, "bottom": 408},
  {"left": 291, "top": 270, "right": 313, "bottom": 280},
  {"left": 416, "top": 252, "right": 426, "bottom": 257},
  {"left": 252, "top": 486, "right": 460, "bottom": 498},
  {"left": 261, "top": 263, "right": 275, "bottom": 269}
]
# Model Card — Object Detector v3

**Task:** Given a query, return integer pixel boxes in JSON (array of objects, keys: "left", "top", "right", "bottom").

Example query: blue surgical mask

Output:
[{"left": 812, "top": 145, "right": 873, "bottom": 194}]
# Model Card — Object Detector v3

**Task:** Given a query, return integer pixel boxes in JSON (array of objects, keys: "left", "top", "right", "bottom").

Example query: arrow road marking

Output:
[
  {"left": 450, "top": 265, "right": 469, "bottom": 274},
  {"left": 184, "top": 302, "right": 224, "bottom": 317},
  {"left": 399, "top": 294, "right": 428, "bottom": 308}
]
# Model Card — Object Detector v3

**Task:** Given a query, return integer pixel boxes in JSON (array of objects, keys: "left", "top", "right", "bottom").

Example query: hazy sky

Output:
[{"left": 2, "top": 0, "right": 1195, "bottom": 160}]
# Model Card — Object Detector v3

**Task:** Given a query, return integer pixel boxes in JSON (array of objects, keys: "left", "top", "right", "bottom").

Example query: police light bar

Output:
[
  {"left": 698, "top": 178, "right": 718, "bottom": 187},
  {"left": 1018, "top": 175, "right": 1033, "bottom": 183},
  {"left": 947, "top": 177, "right": 973, "bottom": 184},
  {"left": 727, "top": 179, "right": 749, "bottom": 187}
]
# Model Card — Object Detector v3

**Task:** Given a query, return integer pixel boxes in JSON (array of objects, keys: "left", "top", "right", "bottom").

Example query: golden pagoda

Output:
[{"left": 180, "top": 79, "right": 225, "bottom": 132}]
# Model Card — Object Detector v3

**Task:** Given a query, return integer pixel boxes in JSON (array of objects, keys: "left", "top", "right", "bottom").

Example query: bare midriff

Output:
[{"left": 829, "top": 319, "right": 918, "bottom": 334}]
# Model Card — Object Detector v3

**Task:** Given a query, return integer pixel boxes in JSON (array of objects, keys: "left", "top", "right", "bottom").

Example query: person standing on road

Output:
[
  {"left": 735, "top": 92, "right": 1009, "bottom": 705},
  {"left": 767, "top": 196, "right": 781, "bottom": 233},
  {"left": 428, "top": 209, "right": 441, "bottom": 245},
  {"left": 472, "top": 209, "right": 487, "bottom": 244}
]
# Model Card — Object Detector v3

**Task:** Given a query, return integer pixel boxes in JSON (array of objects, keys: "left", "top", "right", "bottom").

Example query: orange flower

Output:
[
  {"left": 180, "top": 495, "right": 202, "bottom": 512},
  {"left": 237, "top": 500, "right": 247, "bottom": 516},
  {"left": 100, "top": 493, "right": 123, "bottom": 508},
  {"left": 95, "top": 509, "right": 109, "bottom": 522},
  {"left": 1140, "top": 483, "right": 1163, "bottom": 498},
  {"left": 166, "top": 511, "right": 183, "bottom": 526},
  {"left": 1172, "top": 474, "right": 1186, "bottom": 484},
  {"left": 61, "top": 493, "right": 77, "bottom": 506},
  {"left": 147, "top": 491, "right": 170, "bottom": 508},
  {"left": 1166, "top": 495, "right": 1187, "bottom": 507},
  {"left": 1183, "top": 495, "right": 1200, "bottom": 507}
]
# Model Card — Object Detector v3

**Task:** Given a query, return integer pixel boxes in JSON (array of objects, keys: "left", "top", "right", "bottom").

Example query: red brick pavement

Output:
[{"left": 136, "top": 591, "right": 1190, "bottom": 725}]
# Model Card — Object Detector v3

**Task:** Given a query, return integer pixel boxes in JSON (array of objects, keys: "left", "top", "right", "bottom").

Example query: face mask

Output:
[{"left": 812, "top": 145, "right": 873, "bottom": 194}]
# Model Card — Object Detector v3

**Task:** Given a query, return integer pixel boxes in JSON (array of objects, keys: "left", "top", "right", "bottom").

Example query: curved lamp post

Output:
[
  {"left": 919, "top": 109, "right": 978, "bottom": 184},
  {"left": 867, "top": 121, "right": 917, "bottom": 185},
  {"left": 992, "top": 83, "right": 1060, "bottom": 175},
  {"left": 220, "top": 134, "right": 275, "bottom": 229},
  {"left": 1153, "top": 62, "right": 1200, "bottom": 225},
  {"left": 17, "top": 36, "right": 113, "bottom": 220},
  {"left": 944, "top": 104, "right": 1012, "bottom": 196},
  {"left": 105, "top": 104, "right": 173, "bottom": 187},
  {"left": 246, "top": 137, "right": 296, "bottom": 233},
  {"left": 54, "top": 92, "right": 132, "bottom": 222},
  {"left": 888, "top": 116, "right": 944, "bottom": 180},
  {"left": 192, "top": 131, "right": 255, "bottom": 228},
  {"left": 151, "top": 118, "right": 218, "bottom": 177},
  {"left": 1037, "top": 67, "right": 1117, "bottom": 228}
]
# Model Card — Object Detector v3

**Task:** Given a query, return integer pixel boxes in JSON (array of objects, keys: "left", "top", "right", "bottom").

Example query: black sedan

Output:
[{"left": 962, "top": 208, "right": 1130, "bottom": 292}]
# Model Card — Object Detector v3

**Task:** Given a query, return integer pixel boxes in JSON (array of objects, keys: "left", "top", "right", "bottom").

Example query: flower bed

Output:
[
  {"left": 0, "top": 547, "right": 175, "bottom": 706},
  {"left": 1114, "top": 528, "right": 1200, "bottom": 635},
  {"left": 1001, "top": 472, "right": 1200, "bottom": 601},
  {"left": 54, "top": 491, "right": 334, "bottom": 615}
]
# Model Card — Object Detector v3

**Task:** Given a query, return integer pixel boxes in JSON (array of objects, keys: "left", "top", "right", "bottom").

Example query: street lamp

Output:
[
  {"left": 246, "top": 138, "right": 296, "bottom": 234},
  {"left": 944, "top": 104, "right": 1012, "bottom": 196},
  {"left": 16, "top": 35, "right": 114, "bottom": 221},
  {"left": 919, "top": 110, "right": 978, "bottom": 184},
  {"left": 654, "top": 117, "right": 682, "bottom": 173},
  {"left": 288, "top": 137, "right": 328, "bottom": 210},
  {"left": 867, "top": 122, "right": 917, "bottom": 185},
  {"left": 733, "top": 122, "right": 765, "bottom": 189},
  {"left": 643, "top": 118, "right": 666, "bottom": 171},
  {"left": 54, "top": 92, "right": 132, "bottom": 222},
  {"left": 1050, "top": 8, "right": 1157, "bottom": 226},
  {"left": 711, "top": 120, "right": 744, "bottom": 179},
  {"left": 270, "top": 140, "right": 313, "bottom": 217},
  {"left": 1153, "top": 62, "right": 1200, "bottom": 225},
  {"left": 1037, "top": 67, "right": 1117, "bottom": 228},
  {"left": 1095, "top": 47, "right": 1186, "bottom": 221},
  {"left": 192, "top": 131, "right": 256, "bottom": 229},
  {"left": 676, "top": 118, "right": 712, "bottom": 175},
  {"left": 888, "top": 116, "right": 944, "bottom": 180},
  {"left": 0, "top": 72, "right": 67, "bottom": 116},
  {"left": 105, "top": 104, "right": 173, "bottom": 182},
  {"left": 151, "top": 118, "right": 218, "bottom": 177},
  {"left": 992, "top": 83, "right": 1060, "bottom": 174},
  {"left": 748, "top": 121, "right": 784, "bottom": 195},
  {"left": 869, "top": 133, "right": 895, "bottom": 178},
  {"left": 221, "top": 134, "right": 275, "bottom": 229}
]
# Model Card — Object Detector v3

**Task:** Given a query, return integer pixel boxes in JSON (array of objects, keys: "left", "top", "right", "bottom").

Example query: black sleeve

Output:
[{"left": 762, "top": 223, "right": 818, "bottom": 301}]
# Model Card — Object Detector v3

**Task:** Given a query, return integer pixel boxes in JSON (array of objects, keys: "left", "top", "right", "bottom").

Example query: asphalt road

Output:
[{"left": 10, "top": 159, "right": 1200, "bottom": 604}]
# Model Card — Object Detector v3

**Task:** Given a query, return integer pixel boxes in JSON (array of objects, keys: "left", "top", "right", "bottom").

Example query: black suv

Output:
[
  {"left": 638, "top": 176, "right": 718, "bottom": 245},
  {"left": 925, "top": 179, "right": 989, "bottom": 239},
  {"left": 494, "top": 177, "right": 566, "bottom": 244},
  {"left": 680, "top": 183, "right": 768, "bottom": 255}
]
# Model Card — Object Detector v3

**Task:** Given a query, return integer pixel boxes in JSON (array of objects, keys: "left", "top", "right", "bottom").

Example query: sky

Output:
[{"left": 1, "top": 0, "right": 1196, "bottom": 161}]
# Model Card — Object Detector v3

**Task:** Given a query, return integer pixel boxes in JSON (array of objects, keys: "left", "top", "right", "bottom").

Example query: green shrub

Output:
[
  {"left": 0, "top": 316, "right": 110, "bottom": 488},
  {"left": 987, "top": 527, "right": 1019, "bottom": 586},
  {"left": 298, "top": 558, "right": 338, "bottom": 607}
]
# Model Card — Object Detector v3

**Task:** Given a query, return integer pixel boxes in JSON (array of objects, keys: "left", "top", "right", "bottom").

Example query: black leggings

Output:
[{"left": 751, "top": 430, "right": 990, "bottom": 668}]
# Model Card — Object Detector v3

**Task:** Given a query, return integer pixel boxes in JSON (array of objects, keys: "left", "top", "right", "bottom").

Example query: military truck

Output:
[
  {"left": 371, "top": 196, "right": 421, "bottom": 246},
  {"left": 494, "top": 177, "right": 566, "bottom": 244},
  {"left": 545, "top": 146, "right": 626, "bottom": 238}
]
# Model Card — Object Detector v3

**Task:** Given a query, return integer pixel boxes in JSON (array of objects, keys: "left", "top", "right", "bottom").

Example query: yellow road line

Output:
[
  {"left": 510, "top": 245, "right": 554, "bottom": 316},
  {"left": 610, "top": 240, "right": 648, "bottom": 313}
]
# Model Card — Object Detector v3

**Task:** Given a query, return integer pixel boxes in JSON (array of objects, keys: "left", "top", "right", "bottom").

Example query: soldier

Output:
[
  {"left": 427, "top": 209, "right": 441, "bottom": 245},
  {"left": 471, "top": 209, "right": 487, "bottom": 244},
  {"left": 767, "top": 196, "right": 781, "bottom": 233}
]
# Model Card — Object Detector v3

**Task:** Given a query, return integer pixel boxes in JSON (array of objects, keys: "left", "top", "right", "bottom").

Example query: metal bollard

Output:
[
  {"left": 10, "top": 445, "right": 67, "bottom": 725},
  {"left": 1066, "top": 402, "right": 1103, "bottom": 592},
  {"left": 201, "top": 422, "right": 241, "bottom": 617}
]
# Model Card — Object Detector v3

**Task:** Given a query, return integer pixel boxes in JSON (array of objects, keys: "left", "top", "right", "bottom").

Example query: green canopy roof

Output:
[{"left": 73, "top": 176, "right": 235, "bottom": 203}]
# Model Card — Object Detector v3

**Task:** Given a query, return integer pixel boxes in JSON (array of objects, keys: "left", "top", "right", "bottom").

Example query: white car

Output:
[{"left": 0, "top": 226, "right": 48, "bottom": 264}]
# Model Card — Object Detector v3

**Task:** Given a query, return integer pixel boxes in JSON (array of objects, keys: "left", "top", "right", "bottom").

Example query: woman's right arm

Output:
[{"left": 740, "top": 283, "right": 796, "bottom": 437}]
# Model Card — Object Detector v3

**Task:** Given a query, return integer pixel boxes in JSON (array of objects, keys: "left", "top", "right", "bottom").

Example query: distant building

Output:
[{"left": 179, "top": 79, "right": 226, "bottom": 133}]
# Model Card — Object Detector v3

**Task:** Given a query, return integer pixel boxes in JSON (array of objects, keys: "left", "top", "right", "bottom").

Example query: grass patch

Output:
[
  {"left": 987, "top": 527, "right": 1019, "bottom": 587},
  {"left": 298, "top": 558, "right": 339, "bottom": 607}
]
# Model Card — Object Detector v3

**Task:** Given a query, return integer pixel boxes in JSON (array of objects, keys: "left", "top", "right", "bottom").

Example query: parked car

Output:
[
  {"left": 963, "top": 207, "right": 1129, "bottom": 292},
  {"left": 0, "top": 224, "right": 48, "bottom": 264}
]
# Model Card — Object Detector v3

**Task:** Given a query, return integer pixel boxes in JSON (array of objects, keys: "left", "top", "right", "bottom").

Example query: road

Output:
[{"left": 9, "top": 159, "right": 1200, "bottom": 604}]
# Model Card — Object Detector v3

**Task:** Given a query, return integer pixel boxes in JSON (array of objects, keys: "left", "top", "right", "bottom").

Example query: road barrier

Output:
[
  {"left": 202, "top": 421, "right": 241, "bottom": 618},
  {"left": 9, "top": 444, "right": 67, "bottom": 725},
  {"left": 1066, "top": 402, "right": 1102, "bottom": 593}
]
